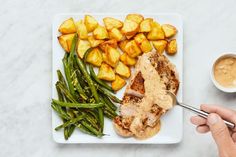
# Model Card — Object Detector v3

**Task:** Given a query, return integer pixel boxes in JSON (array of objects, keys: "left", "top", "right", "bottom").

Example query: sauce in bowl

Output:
[{"left": 214, "top": 56, "right": 236, "bottom": 88}]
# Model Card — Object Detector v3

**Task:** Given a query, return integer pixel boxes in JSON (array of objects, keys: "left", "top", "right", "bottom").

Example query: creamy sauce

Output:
[{"left": 214, "top": 57, "right": 236, "bottom": 88}]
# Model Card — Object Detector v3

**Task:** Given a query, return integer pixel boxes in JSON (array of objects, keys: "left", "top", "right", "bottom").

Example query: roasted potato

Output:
[
  {"left": 115, "top": 62, "right": 131, "bottom": 78},
  {"left": 112, "top": 75, "right": 126, "bottom": 91},
  {"left": 58, "top": 18, "right": 77, "bottom": 34},
  {"left": 118, "top": 40, "right": 129, "bottom": 52},
  {"left": 139, "top": 18, "right": 153, "bottom": 32},
  {"left": 103, "top": 17, "right": 123, "bottom": 31},
  {"left": 147, "top": 21, "right": 165, "bottom": 40},
  {"left": 125, "top": 40, "right": 142, "bottom": 58},
  {"left": 120, "top": 53, "right": 136, "bottom": 66},
  {"left": 97, "top": 63, "right": 115, "bottom": 81},
  {"left": 99, "top": 39, "right": 117, "bottom": 51},
  {"left": 87, "top": 36, "right": 104, "bottom": 47},
  {"left": 75, "top": 20, "right": 88, "bottom": 39},
  {"left": 103, "top": 45, "right": 120, "bottom": 67},
  {"left": 77, "top": 40, "right": 91, "bottom": 58},
  {"left": 134, "top": 33, "right": 152, "bottom": 53},
  {"left": 166, "top": 39, "right": 177, "bottom": 55},
  {"left": 121, "top": 19, "right": 139, "bottom": 36},
  {"left": 152, "top": 40, "right": 167, "bottom": 54},
  {"left": 84, "top": 15, "right": 98, "bottom": 32},
  {"left": 126, "top": 14, "right": 144, "bottom": 24},
  {"left": 93, "top": 25, "right": 109, "bottom": 40},
  {"left": 161, "top": 24, "right": 177, "bottom": 38},
  {"left": 125, "top": 34, "right": 136, "bottom": 39},
  {"left": 109, "top": 28, "right": 124, "bottom": 41},
  {"left": 58, "top": 34, "right": 75, "bottom": 52},
  {"left": 86, "top": 48, "right": 103, "bottom": 66}
]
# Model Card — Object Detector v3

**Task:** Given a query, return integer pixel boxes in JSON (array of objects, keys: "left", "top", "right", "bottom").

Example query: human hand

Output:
[{"left": 190, "top": 104, "right": 236, "bottom": 157}]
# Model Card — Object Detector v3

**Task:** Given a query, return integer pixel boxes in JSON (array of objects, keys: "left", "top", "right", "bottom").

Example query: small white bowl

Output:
[{"left": 210, "top": 53, "right": 236, "bottom": 93}]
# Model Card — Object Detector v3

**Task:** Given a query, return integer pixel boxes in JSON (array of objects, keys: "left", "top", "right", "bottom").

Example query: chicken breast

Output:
[{"left": 113, "top": 51, "right": 179, "bottom": 139}]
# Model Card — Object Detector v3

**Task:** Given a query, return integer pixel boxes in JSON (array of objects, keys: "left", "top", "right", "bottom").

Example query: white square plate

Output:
[{"left": 52, "top": 13, "right": 183, "bottom": 144}]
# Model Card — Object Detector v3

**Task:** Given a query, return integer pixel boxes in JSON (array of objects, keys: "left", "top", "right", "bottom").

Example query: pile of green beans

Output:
[{"left": 51, "top": 34, "right": 121, "bottom": 139}]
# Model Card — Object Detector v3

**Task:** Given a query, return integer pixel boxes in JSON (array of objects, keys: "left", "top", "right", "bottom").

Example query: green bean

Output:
[
  {"left": 89, "top": 64, "right": 114, "bottom": 93},
  {"left": 71, "top": 70, "right": 88, "bottom": 100},
  {"left": 51, "top": 103, "right": 70, "bottom": 120},
  {"left": 81, "top": 121, "right": 103, "bottom": 137},
  {"left": 103, "top": 94, "right": 117, "bottom": 111},
  {"left": 64, "top": 127, "right": 69, "bottom": 140},
  {"left": 67, "top": 125, "right": 75, "bottom": 139},
  {"left": 77, "top": 123, "right": 95, "bottom": 136},
  {"left": 57, "top": 70, "right": 68, "bottom": 88},
  {"left": 52, "top": 99, "right": 104, "bottom": 108},
  {"left": 55, "top": 115, "right": 84, "bottom": 131},
  {"left": 56, "top": 81, "right": 77, "bottom": 103},
  {"left": 83, "top": 48, "right": 94, "bottom": 63},
  {"left": 104, "top": 109, "right": 116, "bottom": 119},
  {"left": 75, "top": 48, "right": 104, "bottom": 131},
  {"left": 97, "top": 85, "right": 122, "bottom": 103}
]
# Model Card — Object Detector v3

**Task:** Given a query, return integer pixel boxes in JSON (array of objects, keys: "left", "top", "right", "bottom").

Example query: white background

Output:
[{"left": 1, "top": 0, "right": 236, "bottom": 156}]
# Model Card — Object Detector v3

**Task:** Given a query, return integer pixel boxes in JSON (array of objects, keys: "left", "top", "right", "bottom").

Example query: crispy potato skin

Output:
[
  {"left": 86, "top": 48, "right": 103, "bottom": 67},
  {"left": 126, "top": 14, "right": 144, "bottom": 24},
  {"left": 147, "top": 21, "right": 165, "bottom": 40},
  {"left": 115, "top": 62, "right": 131, "bottom": 78},
  {"left": 103, "top": 17, "right": 123, "bottom": 31},
  {"left": 93, "top": 25, "right": 109, "bottom": 40},
  {"left": 103, "top": 45, "right": 120, "bottom": 67},
  {"left": 112, "top": 75, "right": 127, "bottom": 91},
  {"left": 58, "top": 34, "right": 75, "bottom": 52},
  {"left": 152, "top": 40, "right": 168, "bottom": 54},
  {"left": 97, "top": 63, "right": 115, "bottom": 81},
  {"left": 125, "top": 40, "right": 142, "bottom": 58},
  {"left": 120, "top": 53, "right": 136, "bottom": 66},
  {"left": 139, "top": 18, "right": 153, "bottom": 32},
  {"left": 84, "top": 15, "right": 98, "bottom": 32},
  {"left": 121, "top": 19, "right": 139, "bottom": 36},
  {"left": 161, "top": 24, "right": 177, "bottom": 38},
  {"left": 76, "top": 20, "right": 88, "bottom": 39},
  {"left": 58, "top": 18, "right": 77, "bottom": 34},
  {"left": 109, "top": 28, "right": 124, "bottom": 41},
  {"left": 87, "top": 36, "right": 104, "bottom": 47},
  {"left": 166, "top": 39, "right": 177, "bottom": 55}
]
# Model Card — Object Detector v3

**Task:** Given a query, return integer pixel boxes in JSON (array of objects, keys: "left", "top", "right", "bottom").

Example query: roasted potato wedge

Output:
[
  {"left": 147, "top": 21, "right": 165, "bottom": 40},
  {"left": 58, "top": 34, "right": 75, "bottom": 52},
  {"left": 97, "top": 63, "right": 115, "bottom": 81},
  {"left": 84, "top": 15, "right": 98, "bottom": 32},
  {"left": 118, "top": 40, "right": 129, "bottom": 52},
  {"left": 86, "top": 48, "right": 103, "bottom": 66},
  {"left": 166, "top": 39, "right": 177, "bottom": 55},
  {"left": 121, "top": 19, "right": 139, "bottom": 36},
  {"left": 125, "top": 34, "right": 136, "bottom": 39},
  {"left": 152, "top": 40, "right": 167, "bottom": 54},
  {"left": 103, "top": 17, "right": 123, "bottom": 31},
  {"left": 126, "top": 14, "right": 144, "bottom": 24},
  {"left": 58, "top": 18, "right": 77, "bottom": 34},
  {"left": 115, "top": 61, "right": 131, "bottom": 78},
  {"left": 77, "top": 40, "right": 91, "bottom": 58},
  {"left": 161, "top": 24, "right": 177, "bottom": 38},
  {"left": 139, "top": 18, "right": 153, "bottom": 32},
  {"left": 109, "top": 28, "right": 124, "bottom": 41},
  {"left": 103, "top": 45, "right": 120, "bottom": 67},
  {"left": 75, "top": 20, "right": 88, "bottom": 39},
  {"left": 93, "top": 25, "right": 109, "bottom": 40},
  {"left": 112, "top": 75, "right": 126, "bottom": 91},
  {"left": 120, "top": 53, "right": 136, "bottom": 66},
  {"left": 99, "top": 39, "right": 117, "bottom": 51},
  {"left": 125, "top": 40, "right": 142, "bottom": 58},
  {"left": 134, "top": 33, "right": 152, "bottom": 53},
  {"left": 87, "top": 36, "right": 104, "bottom": 47}
]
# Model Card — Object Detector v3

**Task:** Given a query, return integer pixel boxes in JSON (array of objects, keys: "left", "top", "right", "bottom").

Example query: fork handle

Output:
[{"left": 178, "top": 103, "right": 235, "bottom": 129}]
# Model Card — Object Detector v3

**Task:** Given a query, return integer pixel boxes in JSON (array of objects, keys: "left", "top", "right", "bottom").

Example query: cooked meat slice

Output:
[{"left": 113, "top": 116, "right": 133, "bottom": 137}]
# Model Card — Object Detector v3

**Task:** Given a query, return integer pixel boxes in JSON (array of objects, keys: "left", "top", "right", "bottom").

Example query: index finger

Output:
[{"left": 201, "top": 104, "right": 236, "bottom": 124}]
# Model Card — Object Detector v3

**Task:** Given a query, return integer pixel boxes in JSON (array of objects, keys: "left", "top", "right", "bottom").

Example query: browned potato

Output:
[
  {"left": 58, "top": 18, "right": 77, "bottom": 34},
  {"left": 112, "top": 75, "right": 126, "bottom": 91},
  {"left": 166, "top": 39, "right": 177, "bottom": 55},
  {"left": 99, "top": 39, "right": 117, "bottom": 51},
  {"left": 87, "top": 36, "right": 104, "bottom": 47},
  {"left": 97, "top": 63, "right": 115, "bottom": 81},
  {"left": 161, "top": 24, "right": 177, "bottom": 38},
  {"left": 147, "top": 21, "right": 165, "bottom": 40},
  {"left": 103, "top": 17, "right": 123, "bottom": 31},
  {"left": 120, "top": 53, "right": 136, "bottom": 66},
  {"left": 93, "top": 25, "right": 109, "bottom": 39},
  {"left": 109, "top": 28, "right": 124, "bottom": 41},
  {"left": 125, "top": 40, "right": 142, "bottom": 57},
  {"left": 58, "top": 34, "right": 75, "bottom": 52},
  {"left": 86, "top": 48, "right": 103, "bottom": 66},
  {"left": 152, "top": 40, "right": 167, "bottom": 54},
  {"left": 121, "top": 19, "right": 139, "bottom": 36},
  {"left": 134, "top": 33, "right": 152, "bottom": 53},
  {"left": 139, "top": 18, "right": 153, "bottom": 32},
  {"left": 115, "top": 61, "right": 131, "bottom": 78},
  {"left": 103, "top": 45, "right": 120, "bottom": 67},
  {"left": 126, "top": 14, "right": 144, "bottom": 24},
  {"left": 119, "top": 40, "right": 129, "bottom": 52},
  {"left": 84, "top": 15, "right": 98, "bottom": 32},
  {"left": 77, "top": 40, "right": 91, "bottom": 58},
  {"left": 75, "top": 20, "right": 88, "bottom": 39},
  {"left": 125, "top": 34, "right": 136, "bottom": 39}
]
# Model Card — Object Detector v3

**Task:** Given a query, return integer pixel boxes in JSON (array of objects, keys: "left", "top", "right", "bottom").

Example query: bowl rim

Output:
[{"left": 210, "top": 52, "right": 236, "bottom": 93}]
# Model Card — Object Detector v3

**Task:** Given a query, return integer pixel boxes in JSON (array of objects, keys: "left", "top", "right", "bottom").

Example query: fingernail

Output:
[{"left": 208, "top": 114, "right": 219, "bottom": 125}]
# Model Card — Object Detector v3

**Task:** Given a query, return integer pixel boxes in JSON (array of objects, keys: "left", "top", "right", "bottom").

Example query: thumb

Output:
[{"left": 207, "top": 113, "right": 233, "bottom": 149}]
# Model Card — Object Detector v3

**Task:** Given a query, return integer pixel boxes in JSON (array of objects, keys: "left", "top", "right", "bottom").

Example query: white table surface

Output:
[{"left": 1, "top": 0, "right": 236, "bottom": 156}]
